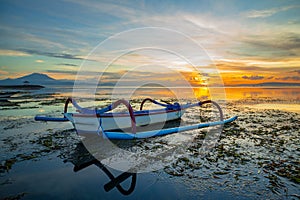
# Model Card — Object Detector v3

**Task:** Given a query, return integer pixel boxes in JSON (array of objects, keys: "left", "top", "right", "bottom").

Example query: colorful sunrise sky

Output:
[{"left": 0, "top": 0, "right": 299, "bottom": 86}]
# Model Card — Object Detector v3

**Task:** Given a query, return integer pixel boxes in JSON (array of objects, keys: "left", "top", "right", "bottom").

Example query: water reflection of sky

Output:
[
  {"left": 48, "top": 86, "right": 300, "bottom": 101},
  {"left": 224, "top": 87, "right": 300, "bottom": 100}
]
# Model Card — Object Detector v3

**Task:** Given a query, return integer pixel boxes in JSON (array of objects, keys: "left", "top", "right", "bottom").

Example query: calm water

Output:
[
  {"left": 20, "top": 86, "right": 300, "bottom": 100},
  {"left": 0, "top": 87, "right": 299, "bottom": 199}
]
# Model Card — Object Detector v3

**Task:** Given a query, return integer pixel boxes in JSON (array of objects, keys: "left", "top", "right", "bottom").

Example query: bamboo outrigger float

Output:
[{"left": 35, "top": 98, "right": 237, "bottom": 140}]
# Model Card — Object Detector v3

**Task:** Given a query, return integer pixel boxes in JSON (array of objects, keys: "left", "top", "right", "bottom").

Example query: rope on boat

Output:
[{"left": 97, "top": 116, "right": 103, "bottom": 136}]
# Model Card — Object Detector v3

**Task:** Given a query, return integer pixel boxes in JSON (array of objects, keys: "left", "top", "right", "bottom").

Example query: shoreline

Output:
[{"left": 0, "top": 84, "right": 44, "bottom": 90}]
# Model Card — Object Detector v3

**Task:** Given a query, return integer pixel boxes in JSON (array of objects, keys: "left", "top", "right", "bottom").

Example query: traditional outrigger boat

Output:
[{"left": 35, "top": 98, "right": 237, "bottom": 140}]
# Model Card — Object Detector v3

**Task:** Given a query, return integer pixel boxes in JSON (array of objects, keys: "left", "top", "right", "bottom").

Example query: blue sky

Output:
[{"left": 0, "top": 0, "right": 299, "bottom": 85}]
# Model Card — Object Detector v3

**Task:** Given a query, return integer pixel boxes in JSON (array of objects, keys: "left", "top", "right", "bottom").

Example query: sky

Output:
[{"left": 0, "top": 0, "right": 299, "bottom": 86}]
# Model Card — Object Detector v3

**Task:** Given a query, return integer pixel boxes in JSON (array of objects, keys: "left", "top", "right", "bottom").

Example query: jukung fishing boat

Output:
[{"left": 35, "top": 97, "right": 237, "bottom": 140}]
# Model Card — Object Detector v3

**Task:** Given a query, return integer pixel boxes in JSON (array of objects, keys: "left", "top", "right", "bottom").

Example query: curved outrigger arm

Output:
[{"left": 139, "top": 98, "right": 223, "bottom": 121}]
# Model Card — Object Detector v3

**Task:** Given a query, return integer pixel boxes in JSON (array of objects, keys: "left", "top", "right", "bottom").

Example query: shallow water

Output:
[
  {"left": 0, "top": 87, "right": 299, "bottom": 199},
  {"left": 248, "top": 103, "right": 300, "bottom": 113}
]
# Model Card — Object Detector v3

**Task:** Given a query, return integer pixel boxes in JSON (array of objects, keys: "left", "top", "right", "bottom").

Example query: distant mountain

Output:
[
  {"left": 229, "top": 82, "right": 300, "bottom": 87},
  {"left": 18, "top": 73, "right": 55, "bottom": 81},
  {"left": 0, "top": 73, "right": 73, "bottom": 86}
]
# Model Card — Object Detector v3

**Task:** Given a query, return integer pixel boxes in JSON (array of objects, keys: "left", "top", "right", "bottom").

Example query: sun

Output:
[
  {"left": 192, "top": 76, "right": 208, "bottom": 86},
  {"left": 180, "top": 71, "right": 209, "bottom": 87}
]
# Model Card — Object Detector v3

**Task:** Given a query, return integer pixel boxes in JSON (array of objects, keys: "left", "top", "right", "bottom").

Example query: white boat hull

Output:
[{"left": 65, "top": 109, "right": 184, "bottom": 133}]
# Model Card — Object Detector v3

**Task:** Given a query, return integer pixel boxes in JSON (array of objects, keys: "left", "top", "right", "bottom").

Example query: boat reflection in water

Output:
[
  {"left": 69, "top": 142, "right": 137, "bottom": 196},
  {"left": 63, "top": 118, "right": 183, "bottom": 196}
]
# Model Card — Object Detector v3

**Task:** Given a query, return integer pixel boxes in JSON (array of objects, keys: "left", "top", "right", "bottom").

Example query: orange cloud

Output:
[
  {"left": 0, "top": 49, "right": 30, "bottom": 56},
  {"left": 0, "top": 69, "right": 9, "bottom": 75},
  {"left": 45, "top": 72, "right": 76, "bottom": 80}
]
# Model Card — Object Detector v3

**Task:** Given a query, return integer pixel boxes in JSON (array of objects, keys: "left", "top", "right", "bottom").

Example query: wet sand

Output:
[{"left": 0, "top": 88, "right": 299, "bottom": 199}]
